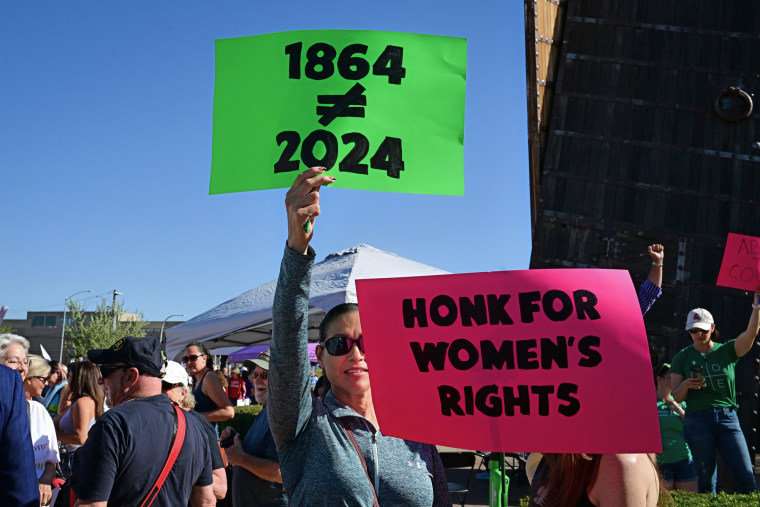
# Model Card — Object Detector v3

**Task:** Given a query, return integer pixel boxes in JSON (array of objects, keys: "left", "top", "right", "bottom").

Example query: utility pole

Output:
[{"left": 112, "top": 289, "right": 122, "bottom": 330}]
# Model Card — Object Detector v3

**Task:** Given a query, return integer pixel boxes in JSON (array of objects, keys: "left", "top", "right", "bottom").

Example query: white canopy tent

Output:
[{"left": 165, "top": 244, "right": 449, "bottom": 359}]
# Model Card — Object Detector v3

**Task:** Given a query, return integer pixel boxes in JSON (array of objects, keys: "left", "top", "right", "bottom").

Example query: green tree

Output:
[
  {"left": 0, "top": 322, "right": 17, "bottom": 334},
  {"left": 65, "top": 298, "right": 147, "bottom": 358}
]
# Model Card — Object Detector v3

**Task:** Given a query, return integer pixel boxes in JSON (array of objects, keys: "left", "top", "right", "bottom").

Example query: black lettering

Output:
[
  {"left": 519, "top": 291, "right": 541, "bottom": 323},
  {"left": 274, "top": 131, "right": 301, "bottom": 173},
  {"left": 460, "top": 295, "right": 487, "bottom": 326},
  {"left": 301, "top": 130, "right": 338, "bottom": 169},
  {"left": 577, "top": 335, "right": 602, "bottom": 367},
  {"left": 402, "top": 298, "right": 427, "bottom": 328},
  {"left": 515, "top": 339, "right": 539, "bottom": 369},
  {"left": 739, "top": 238, "right": 750, "bottom": 255},
  {"left": 530, "top": 385, "right": 555, "bottom": 416},
  {"left": 339, "top": 133, "right": 369, "bottom": 174},
  {"left": 448, "top": 339, "right": 479, "bottom": 370},
  {"left": 284, "top": 42, "right": 302, "bottom": 79},
  {"left": 464, "top": 385, "right": 474, "bottom": 415},
  {"left": 503, "top": 385, "right": 531, "bottom": 416},
  {"left": 372, "top": 45, "right": 406, "bottom": 84},
  {"left": 430, "top": 295, "right": 457, "bottom": 326},
  {"left": 408, "top": 342, "right": 448, "bottom": 372},
  {"left": 437, "top": 385, "right": 464, "bottom": 416},
  {"left": 480, "top": 340, "right": 515, "bottom": 370},
  {"left": 487, "top": 294, "right": 513, "bottom": 325},
  {"left": 573, "top": 290, "right": 601, "bottom": 320},
  {"left": 540, "top": 336, "right": 569, "bottom": 369},
  {"left": 542, "top": 290, "right": 573, "bottom": 321},
  {"left": 370, "top": 136, "right": 404, "bottom": 178},
  {"left": 557, "top": 383, "right": 581, "bottom": 416},
  {"left": 337, "top": 43, "right": 370, "bottom": 80},
  {"left": 304, "top": 42, "right": 336, "bottom": 80},
  {"left": 475, "top": 385, "right": 503, "bottom": 417}
]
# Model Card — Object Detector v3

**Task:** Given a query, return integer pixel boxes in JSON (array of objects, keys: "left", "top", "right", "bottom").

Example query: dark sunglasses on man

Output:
[
  {"left": 98, "top": 364, "right": 129, "bottom": 378},
  {"left": 321, "top": 336, "right": 365, "bottom": 356}
]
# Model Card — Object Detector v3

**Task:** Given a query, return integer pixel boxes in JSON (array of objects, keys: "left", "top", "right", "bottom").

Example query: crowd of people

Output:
[{"left": 1, "top": 168, "right": 759, "bottom": 506}]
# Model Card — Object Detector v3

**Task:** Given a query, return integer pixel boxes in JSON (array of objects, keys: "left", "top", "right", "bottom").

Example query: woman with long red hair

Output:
[{"left": 528, "top": 453, "right": 668, "bottom": 506}]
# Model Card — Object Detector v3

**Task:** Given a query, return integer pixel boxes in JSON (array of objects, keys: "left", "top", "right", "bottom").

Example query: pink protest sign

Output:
[
  {"left": 355, "top": 269, "right": 661, "bottom": 453},
  {"left": 717, "top": 233, "right": 760, "bottom": 291}
]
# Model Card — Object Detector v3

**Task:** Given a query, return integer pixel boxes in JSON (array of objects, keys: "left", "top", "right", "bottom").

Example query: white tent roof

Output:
[{"left": 165, "top": 244, "right": 449, "bottom": 359}]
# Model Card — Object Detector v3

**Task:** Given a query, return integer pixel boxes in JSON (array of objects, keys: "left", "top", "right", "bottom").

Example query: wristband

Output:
[{"left": 652, "top": 262, "right": 663, "bottom": 266}]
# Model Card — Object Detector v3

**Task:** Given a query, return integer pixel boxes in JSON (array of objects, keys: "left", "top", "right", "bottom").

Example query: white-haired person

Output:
[
  {"left": 23, "top": 355, "right": 60, "bottom": 506},
  {"left": 221, "top": 350, "right": 286, "bottom": 506},
  {"left": 0, "top": 333, "right": 41, "bottom": 506},
  {"left": 670, "top": 291, "right": 760, "bottom": 493}
]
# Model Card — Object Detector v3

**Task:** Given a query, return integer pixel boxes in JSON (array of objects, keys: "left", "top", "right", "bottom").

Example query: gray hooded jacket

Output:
[{"left": 268, "top": 245, "right": 449, "bottom": 506}]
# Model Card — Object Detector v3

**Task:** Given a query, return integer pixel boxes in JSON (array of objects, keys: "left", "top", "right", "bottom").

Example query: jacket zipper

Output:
[{"left": 364, "top": 419, "right": 380, "bottom": 494}]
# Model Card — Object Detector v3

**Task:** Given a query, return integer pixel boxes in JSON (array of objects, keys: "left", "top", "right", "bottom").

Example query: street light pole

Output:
[
  {"left": 111, "top": 290, "right": 122, "bottom": 330},
  {"left": 160, "top": 314, "right": 184, "bottom": 348},
  {"left": 59, "top": 290, "right": 92, "bottom": 362}
]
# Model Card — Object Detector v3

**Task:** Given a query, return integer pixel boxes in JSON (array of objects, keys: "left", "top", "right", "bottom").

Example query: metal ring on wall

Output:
[{"left": 714, "top": 87, "right": 753, "bottom": 122}]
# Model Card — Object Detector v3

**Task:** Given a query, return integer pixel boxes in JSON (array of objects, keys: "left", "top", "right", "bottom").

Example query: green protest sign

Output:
[{"left": 210, "top": 30, "right": 466, "bottom": 195}]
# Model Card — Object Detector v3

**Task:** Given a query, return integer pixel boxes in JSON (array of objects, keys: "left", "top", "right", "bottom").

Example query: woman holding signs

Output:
[
  {"left": 670, "top": 293, "right": 760, "bottom": 493},
  {"left": 268, "top": 167, "right": 448, "bottom": 506}
]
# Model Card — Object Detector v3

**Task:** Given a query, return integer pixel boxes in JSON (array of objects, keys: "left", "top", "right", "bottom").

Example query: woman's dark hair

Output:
[
  {"left": 319, "top": 303, "right": 359, "bottom": 342},
  {"left": 69, "top": 360, "right": 105, "bottom": 419},
  {"left": 67, "top": 361, "right": 82, "bottom": 380},
  {"left": 541, "top": 454, "right": 671, "bottom": 507},
  {"left": 654, "top": 362, "right": 670, "bottom": 382},
  {"left": 314, "top": 374, "right": 331, "bottom": 399},
  {"left": 187, "top": 341, "right": 213, "bottom": 370}
]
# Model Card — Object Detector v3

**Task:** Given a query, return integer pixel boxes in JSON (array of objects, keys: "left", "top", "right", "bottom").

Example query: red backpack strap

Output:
[{"left": 139, "top": 403, "right": 186, "bottom": 507}]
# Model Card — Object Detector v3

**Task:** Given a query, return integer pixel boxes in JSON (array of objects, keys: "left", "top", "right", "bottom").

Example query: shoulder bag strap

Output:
[
  {"left": 140, "top": 403, "right": 187, "bottom": 507},
  {"left": 339, "top": 418, "right": 380, "bottom": 507}
]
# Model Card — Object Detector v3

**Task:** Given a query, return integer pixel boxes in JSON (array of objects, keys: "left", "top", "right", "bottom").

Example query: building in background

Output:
[
  {"left": 2, "top": 312, "right": 184, "bottom": 361},
  {"left": 525, "top": 0, "right": 760, "bottom": 486}
]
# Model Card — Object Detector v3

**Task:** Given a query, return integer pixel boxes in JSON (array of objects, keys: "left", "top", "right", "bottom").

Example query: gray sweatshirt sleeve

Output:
[{"left": 268, "top": 244, "right": 316, "bottom": 451}]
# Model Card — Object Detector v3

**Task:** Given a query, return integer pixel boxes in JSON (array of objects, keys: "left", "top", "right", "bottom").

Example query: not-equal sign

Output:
[{"left": 316, "top": 83, "right": 366, "bottom": 126}]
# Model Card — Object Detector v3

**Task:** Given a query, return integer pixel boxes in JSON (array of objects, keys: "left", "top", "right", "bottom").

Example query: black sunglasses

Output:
[
  {"left": 98, "top": 364, "right": 129, "bottom": 378},
  {"left": 322, "top": 336, "right": 365, "bottom": 356},
  {"left": 181, "top": 354, "right": 205, "bottom": 363}
]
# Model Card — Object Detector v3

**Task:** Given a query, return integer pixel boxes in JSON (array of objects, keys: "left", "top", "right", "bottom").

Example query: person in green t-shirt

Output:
[
  {"left": 654, "top": 362, "right": 697, "bottom": 492},
  {"left": 670, "top": 290, "right": 760, "bottom": 494}
]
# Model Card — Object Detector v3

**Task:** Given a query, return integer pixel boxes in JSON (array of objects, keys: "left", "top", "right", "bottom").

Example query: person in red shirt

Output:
[{"left": 227, "top": 368, "right": 246, "bottom": 405}]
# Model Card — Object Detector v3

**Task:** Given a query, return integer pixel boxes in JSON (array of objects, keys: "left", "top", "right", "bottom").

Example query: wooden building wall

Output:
[{"left": 526, "top": 0, "right": 760, "bottom": 476}]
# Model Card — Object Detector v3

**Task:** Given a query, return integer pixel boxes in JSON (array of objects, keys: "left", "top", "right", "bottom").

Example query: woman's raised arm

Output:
[{"left": 269, "top": 168, "right": 335, "bottom": 451}]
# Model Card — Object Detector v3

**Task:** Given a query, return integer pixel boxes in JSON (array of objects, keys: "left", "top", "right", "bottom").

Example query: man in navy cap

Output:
[{"left": 70, "top": 336, "right": 215, "bottom": 507}]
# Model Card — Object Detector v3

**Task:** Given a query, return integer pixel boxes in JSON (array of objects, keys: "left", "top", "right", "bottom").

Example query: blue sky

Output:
[{"left": 1, "top": 1, "right": 531, "bottom": 322}]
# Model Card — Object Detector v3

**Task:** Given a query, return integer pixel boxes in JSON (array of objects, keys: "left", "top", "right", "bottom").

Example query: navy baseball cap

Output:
[{"left": 88, "top": 336, "right": 166, "bottom": 377}]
